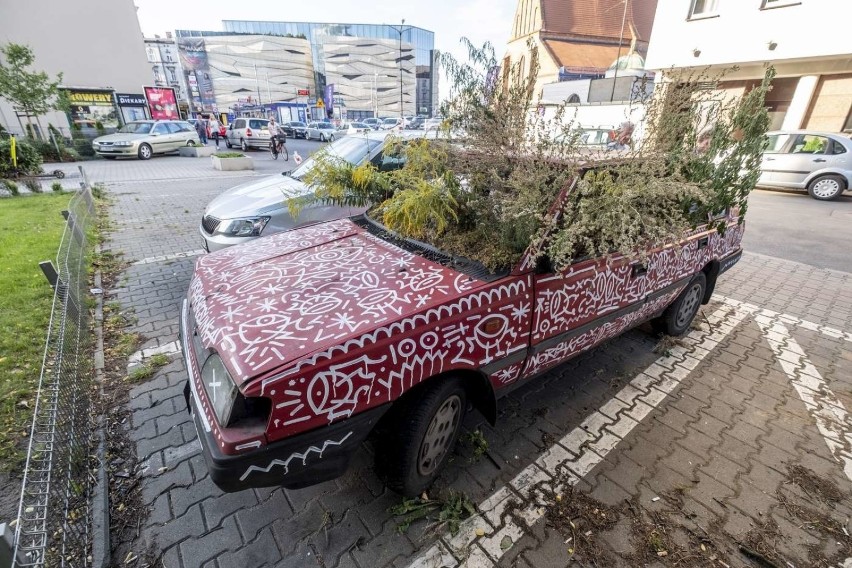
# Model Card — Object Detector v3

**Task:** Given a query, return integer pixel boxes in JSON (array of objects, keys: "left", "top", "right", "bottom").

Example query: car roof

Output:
[{"left": 767, "top": 129, "right": 849, "bottom": 138}]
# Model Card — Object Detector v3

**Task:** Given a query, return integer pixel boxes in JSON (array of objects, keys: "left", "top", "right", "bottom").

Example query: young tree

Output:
[{"left": 0, "top": 43, "right": 64, "bottom": 140}]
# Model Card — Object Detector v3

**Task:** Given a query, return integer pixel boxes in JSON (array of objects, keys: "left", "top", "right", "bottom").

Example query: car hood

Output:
[
  {"left": 204, "top": 174, "right": 309, "bottom": 219},
  {"left": 94, "top": 132, "right": 149, "bottom": 143},
  {"left": 188, "top": 218, "right": 484, "bottom": 386}
]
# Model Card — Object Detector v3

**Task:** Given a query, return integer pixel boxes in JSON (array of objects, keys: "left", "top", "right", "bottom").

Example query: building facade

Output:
[
  {"left": 645, "top": 0, "right": 852, "bottom": 132},
  {"left": 0, "top": 0, "right": 151, "bottom": 136},
  {"left": 144, "top": 35, "right": 189, "bottom": 107},
  {"left": 178, "top": 20, "right": 436, "bottom": 119},
  {"left": 503, "top": 0, "right": 659, "bottom": 100}
]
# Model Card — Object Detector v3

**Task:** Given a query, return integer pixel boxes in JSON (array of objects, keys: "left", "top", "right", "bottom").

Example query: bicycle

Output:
[{"left": 269, "top": 136, "right": 289, "bottom": 161}]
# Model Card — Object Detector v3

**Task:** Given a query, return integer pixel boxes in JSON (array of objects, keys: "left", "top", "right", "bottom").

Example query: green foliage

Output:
[
  {"left": 71, "top": 138, "right": 95, "bottom": 157},
  {"left": 24, "top": 137, "right": 79, "bottom": 162},
  {"left": 389, "top": 491, "right": 476, "bottom": 536},
  {"left": 23, "top": 178, "right": 42, "bottom": 193},
  {"left": 0, "top": 44, "right": 64, "bottom": 139},
  {"left": 215, "top": 152, "right": 245, "bottom": 158},
  {"left": 0, "top": 137, "right": 43, "bottom": 176},
  {"left": 51, "top": 181, "right": 62, "bottom": 192},
  {"left": 1, "top": 179, "right": 18, "bottom": 195}
]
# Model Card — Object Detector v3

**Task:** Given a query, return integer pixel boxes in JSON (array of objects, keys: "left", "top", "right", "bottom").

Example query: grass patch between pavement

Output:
[{"left": 0, "top": 192, "right": 73, "bottom": 471}]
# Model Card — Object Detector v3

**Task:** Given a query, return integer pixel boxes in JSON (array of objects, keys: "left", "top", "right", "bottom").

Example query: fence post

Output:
[
  {"left": 77, "top": 165, "right": 90, "bottom": 190},
  {"left": 0, "top": 522, "right": 22, "bottom": 568}
]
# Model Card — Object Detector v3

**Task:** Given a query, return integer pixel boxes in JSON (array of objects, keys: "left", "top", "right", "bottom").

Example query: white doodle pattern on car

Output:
[{"left": 239, "top": 431, "right": 353, "bottom": 481}]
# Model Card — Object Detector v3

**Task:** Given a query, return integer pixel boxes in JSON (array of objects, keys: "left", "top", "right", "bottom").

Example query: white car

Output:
[
  {"left": 758, "top": 130, "right": 852, "bottom": 200},
  {"left": 225, "top": 118, "right": 271, "bottom": 151},
  {"left": 305, "top": 122, "right": 337, "bottom": 142},
  {"left": 338, "top": 122, "right": 371, "bottom": 135},
  {"left": 381, "top": 117, "right": 403, "bottom": 130}
]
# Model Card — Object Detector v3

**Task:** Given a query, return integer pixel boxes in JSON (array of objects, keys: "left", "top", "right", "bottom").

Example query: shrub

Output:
[
  {"left": 51, "top": 181, "right": 62, "bottom": 192},
  {"left": 71, "top": 138, "right": 95, "bottom": 157},
  {"left": 215, "top": 152, "right": 245, "bottom": 158},
  {"left": 1, "top": 179, "right": 18, "bottom": 196},
  {"left": 0, "top": 138, "right": 43, "bottom": 177},
  {"left": 25, "top": 137, "right": 78, "bottom": 162},
  {"left": 23, "top": 178, "right": 42, "bottom": 193}
]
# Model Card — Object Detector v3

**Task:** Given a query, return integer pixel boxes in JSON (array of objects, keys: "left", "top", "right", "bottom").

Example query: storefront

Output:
[
  {"left": 64, "top": 88, "right": 120, "bottom": 134},
  {"left": 115, "top": 93, "right": 150, "bottom": 123}
]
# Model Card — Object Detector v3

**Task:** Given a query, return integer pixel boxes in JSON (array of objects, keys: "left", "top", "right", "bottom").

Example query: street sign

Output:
[
  {"left": 316, "top": 99, "right": 325, "bottom": 108},
  {"left": 297, "top": 89, "right": 310, "bottom": 96}
]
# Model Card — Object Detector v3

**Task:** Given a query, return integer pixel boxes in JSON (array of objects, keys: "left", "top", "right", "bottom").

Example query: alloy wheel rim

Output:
[
  {"left": 140, "top": 146, "right": 151, "bottom": 158},
  {"left": 676, "top": 283, "right": 702, "bottom": 329},
  {"left": 417, "top": 395, "right": 461, "bottom": 476},
  {"left": 813, "top": 179, "right": 840, "bottom": 198}
]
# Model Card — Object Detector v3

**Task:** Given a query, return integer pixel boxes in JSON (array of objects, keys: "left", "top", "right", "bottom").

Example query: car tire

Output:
[
  {"left": 138, "top": 143, "right": 153, "bottom": 160},
  {"left": 226, "top": 139, "right": 233, "bottom": 149},
  {"left": 320, "top": 133, "right": 327, "bottom": 142},
  {"left": 240, "top": 139, "right": 248, "bottom": 152},
  {"left": 186, "top": 140, "right": 196, "bottom": 147},
  {"left": 329, "top": 134, "right": 335, "bottom": 143},
  {"left": 807, "top": 174, "right": 846, "bottom": 201},
  {"left": 653, "top": 272, "right": 706, "bottom": 337},
  {"left": 376, "top": 376, "right": 467, "bottom": 496}
]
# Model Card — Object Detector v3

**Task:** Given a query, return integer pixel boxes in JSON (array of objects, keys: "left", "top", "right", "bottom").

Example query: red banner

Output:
[{"left": 143, "top": 86, "right": 180, "bottom": 120}]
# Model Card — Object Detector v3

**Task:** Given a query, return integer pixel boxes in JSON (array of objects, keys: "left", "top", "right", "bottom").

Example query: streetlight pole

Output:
[
  {"left": 388, "top": 19, "right": 411, "bottom": 119},
  {"left": 253, "top": 63, "right": 262, "bottom": 112},
  {"left": 609, "top": 0, "right": 629, "bottom": 103}
]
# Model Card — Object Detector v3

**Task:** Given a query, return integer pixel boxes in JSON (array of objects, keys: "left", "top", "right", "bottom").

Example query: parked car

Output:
[
  {"left": 225, "top": 118, "right": 271, "bottom": 151},
  {"left": 306, "top": 121, "right": 338, "bottom": 142},
  {"left": 199, "top": 130, "right": 435, "bottom": 251},
  {"left": 381, "top": 117, "right": 403, "bottom": 130},
  {"left": 338, "top": 122, "right": 371, "bottom": 135},
  {"left": 423, "top": 118, "right": 444, "bottom": 131},
  {"left": 758, "top": 130, "right": 852, "bottom": 200},
  {"left": 282, "top": 121, "right": 308, "bottom": 139},
  {"left": 553, "top": 126, "right": 613, "bottom": 149},
  {"left": 92, "top": 120, "right": 200, "bottom": 160},
  {"left": 182, "top": 166, "right": 745, "bottom": 495},
  {"left": 363, "top": 118, "right": 382, "bottom": 130},
  {"left": 406, "top": 117, "right": 425, "bottom": 130}
]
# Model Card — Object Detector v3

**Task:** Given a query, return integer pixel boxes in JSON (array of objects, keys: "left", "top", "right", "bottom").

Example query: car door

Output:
[
  {"left": 149, "top": 122, "right": 171, "bottom": 154},
  {"left": 166, "top": 122, "right": 185, "bottom": 150},
  {"left": 770, "top": 133, "right": 830, "bottom": 188},
  {"left": 230, "top": 119, "right": 244, "bottom": 144},
  {"left": 759, "top": 133, "right": 793, "bottom": 185}
]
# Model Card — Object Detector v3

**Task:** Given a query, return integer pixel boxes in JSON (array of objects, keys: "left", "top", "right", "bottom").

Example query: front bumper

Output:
[
  {"left": 199, "top": 226, "right": 257, "bottom": 252},
  {"left": 95, "top": 146, "right": 137, "bottom": 156},
  {"left": 184, "top": 383, "right": 387, "bottom": 492}
]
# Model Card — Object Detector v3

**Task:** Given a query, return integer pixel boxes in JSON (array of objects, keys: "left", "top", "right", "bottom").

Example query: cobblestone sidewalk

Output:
[{"left": 103, "top": 177, "right": 852, "bottom": 568}]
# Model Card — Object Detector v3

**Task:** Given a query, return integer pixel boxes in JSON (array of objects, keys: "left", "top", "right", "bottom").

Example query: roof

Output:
[
  {"left": 543, "top": 41, "right": 625, "bottom": 70},
  {"left": 540, "top": 0, "right": 658, "bottom": 43}
]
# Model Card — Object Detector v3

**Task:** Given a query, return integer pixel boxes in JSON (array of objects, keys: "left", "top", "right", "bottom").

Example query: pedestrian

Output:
[
  {"left": 208, "top": 114, "right": 220, "bottom": 148},
  {"left": 194, "top": 116, "right": 208, "bottom": 145}
]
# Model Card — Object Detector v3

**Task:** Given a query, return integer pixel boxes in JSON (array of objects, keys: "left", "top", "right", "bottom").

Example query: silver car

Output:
[
  {"left": 758, "top": 130, "right": 852, "bottom": 200},
  {"left": 93, "top": 120, "right": 200, "bottom": 160},
  {"left": 305, "top": 121, "right": 337, "bottom": 142},
  {"left": 200, "top": 131, "right": 436, "bottom": 251},
  {"left": 225, "top": 118, "right": 271, "bottom": 151}
]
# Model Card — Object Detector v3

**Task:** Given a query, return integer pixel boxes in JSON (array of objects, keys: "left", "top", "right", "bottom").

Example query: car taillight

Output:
[{"left": 246, "top": 128, "right": 252, "bottom": 137}]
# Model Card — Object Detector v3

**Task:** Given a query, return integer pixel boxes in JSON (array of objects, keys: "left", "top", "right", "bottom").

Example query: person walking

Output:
[
  {"left": 194, "top": 116, "right": 208, "bottom": 145},
  {"left": 208, "top": 114, "right": 220, "bottom": 148}
]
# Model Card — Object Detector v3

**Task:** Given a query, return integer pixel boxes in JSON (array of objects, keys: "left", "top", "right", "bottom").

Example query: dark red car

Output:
[{"left": 180, "top": 179, "right": 744, "bottom": 495}]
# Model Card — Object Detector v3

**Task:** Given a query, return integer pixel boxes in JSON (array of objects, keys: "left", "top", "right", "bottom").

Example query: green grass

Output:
[{"left": 0, "top": 192, "right": 73, "bottom": 471}]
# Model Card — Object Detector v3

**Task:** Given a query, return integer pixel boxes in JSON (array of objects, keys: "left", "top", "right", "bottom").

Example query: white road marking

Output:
[
  {"left": 720, "top": 296, "right": 852, "bottom": 344},
  {"left": 408, "top": 303, "right": 746, "bottom": 567},
  {"left": 127, "top": 339, "right": 181, "bottom": 370},
  {"left": 131, "top": 249, "right": 205, "bottom": 266}
]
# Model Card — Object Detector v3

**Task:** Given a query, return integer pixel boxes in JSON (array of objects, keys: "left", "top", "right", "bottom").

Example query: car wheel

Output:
[
  {"left": 807, "top": 174, "right": 845, "bottom": 201},
  {"left": 376, "top": 376, "right": 466, "bottom": 496},
  {"left": 653, "top": 272, "right": 706, "bottom": 337},
  {"left": 320, "top": 133, "right": 327, "bottom": 142},
  {"left": 226, "top": 139, "right": 233, "bottom": 149},
  {"left": 138, "top": 143, "right": 153, "bottom": 160},
  {"left": 240, "top": 139, "right": 248, "bottom": 152},
  {"left": 186, "top": 140, "right": 196, "bottom": 147},
  {"left": 329, "top": 134, "right": 335, "bottom": 142}
]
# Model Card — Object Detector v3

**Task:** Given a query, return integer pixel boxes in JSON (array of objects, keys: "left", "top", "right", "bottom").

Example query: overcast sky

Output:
[{"left": 133, "top": 0, "right": 517, "bottom": 100}]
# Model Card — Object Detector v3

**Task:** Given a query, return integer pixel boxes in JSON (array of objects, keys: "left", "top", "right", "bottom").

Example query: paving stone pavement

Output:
[{"left": 102, "top": 173, "right": 852, "bottom": 568}]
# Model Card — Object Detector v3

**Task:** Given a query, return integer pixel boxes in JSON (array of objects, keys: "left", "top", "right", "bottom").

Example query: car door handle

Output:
[{"left": 813, "top": 158, "right": 827, "bottom": 162}]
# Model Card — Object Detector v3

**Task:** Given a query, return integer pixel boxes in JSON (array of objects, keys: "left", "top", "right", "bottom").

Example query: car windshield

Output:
[
  {"left": 118, "top": 122, "right": 154, "bottom": 134},
  {"left": 290, "top": 136, "right": 383, "bottom": 180},
  {"left": 318, "top": 123, "right": 334, "bottom": 129},
  {"left": 293, "top": 122, "right": 305, "bottom": 127},
  {"left": 382, "top": 118, "right": 398, "bottom": 124}
]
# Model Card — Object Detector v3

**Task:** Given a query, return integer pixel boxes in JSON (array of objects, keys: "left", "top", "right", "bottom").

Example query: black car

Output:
[{"left": 282, "top": 121, "right": 308, "bottom": 139}]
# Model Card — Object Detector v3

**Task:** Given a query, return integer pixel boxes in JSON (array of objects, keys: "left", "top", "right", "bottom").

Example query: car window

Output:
[
  {"left": 176, "top": 122, "right": 193, "bottom": 132},
  {"left": 790, "top": 134, "right": 828, "bottom": 154},
  {"left": 294, "top": 122, "right": 306, "bottom": 127},
  {"left": 765, "top": 133, "right": 790, "bottom": 153},
  {"left": 249, "top": 119, "right": 268, "bottom": 129},
  {"left": 234, "top": 119, "right": 245, "bottom": 129},
  {"left": 290, "top": 136, "right": 383, "bottom": 180},
  {"left": 371, "top": 140, "right": 409, "bottom": 172},
  {"left": 166, "top": 122, "right": 183, "bottom": 134},
  {"left": 152, "top": 123, "right": 169, "bottom": 135},
  {"left": 118, "top": 122, "right": 153, "bottom": 134},
  {"left": 830, "top": 139, "right": 847, "bottom": 155}
]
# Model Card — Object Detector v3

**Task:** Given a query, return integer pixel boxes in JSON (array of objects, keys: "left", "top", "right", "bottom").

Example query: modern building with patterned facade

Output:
[{"left": 177, "top": 20, "right": 436, "bottom": 119}]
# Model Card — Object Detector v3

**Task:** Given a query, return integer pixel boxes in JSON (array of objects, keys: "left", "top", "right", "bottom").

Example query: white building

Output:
[
  {"left": 145, "top": 35, "right": 189, "bottom": 105},
  {"left": 645, "top": 0, "right": 852, "bottom": 132},
  {"left": 0, "top": 0, "right": 151, "bottom": 136}
]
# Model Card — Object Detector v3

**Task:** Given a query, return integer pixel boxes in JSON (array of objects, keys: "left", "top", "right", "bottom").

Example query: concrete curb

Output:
[{"left": 91, "top": 238, "right": 111, "bottom": 568}]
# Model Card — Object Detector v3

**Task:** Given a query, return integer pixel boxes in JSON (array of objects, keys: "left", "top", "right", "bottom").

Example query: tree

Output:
[{"left": 0, "top": 43, "right": 64, "bottom": 140}]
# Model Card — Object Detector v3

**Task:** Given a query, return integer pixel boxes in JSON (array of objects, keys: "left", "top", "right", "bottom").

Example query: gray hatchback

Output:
[{"left": 758, "top": 130, "right": 852, "bottom": 200}]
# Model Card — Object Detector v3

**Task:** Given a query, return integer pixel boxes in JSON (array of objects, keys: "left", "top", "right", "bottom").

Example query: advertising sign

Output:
[
  {"left": 323, "top": 83, "right": 335, "bottom": 118},
  {"left": 115, "top": 93, "right": 147, "bottom": 106},
  {"left": 297, "top": 89, "right": 310, "bottom": 96},
  {"left": 144, "top": 86, "right": 180, "bottom": 120},
  {"left": 177, "top": 37, "right": 216, "bottom": 112},
  {"left": 63, "top": 88, "right": 119, "bottom": 129}
]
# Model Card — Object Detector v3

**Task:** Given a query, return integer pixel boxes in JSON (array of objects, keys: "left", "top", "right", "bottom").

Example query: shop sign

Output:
[
  {"left": 116, "top": 93, "right": 147, "bottom": 106},
  {"left": 66, "top": 90, "right": 114, "bottom": 105}
]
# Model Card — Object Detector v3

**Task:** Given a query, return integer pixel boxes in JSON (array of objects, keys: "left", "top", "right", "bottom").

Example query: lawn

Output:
[{"left": 0, "top": 192, "right": 73, "bottom": 471}]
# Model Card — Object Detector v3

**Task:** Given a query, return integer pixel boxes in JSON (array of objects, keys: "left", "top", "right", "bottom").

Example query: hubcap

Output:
[
  {"left": 813, "top": 179, "right": 840, "bottom": 198},
  {"left": 676, "top": 283, "right": 702, "bottom": 329},
  {"left": 417, "top": 395, "right": 461, "bottom": 476},
  {"left": 140, "top": 146, "right": 151, "bottom": 158}
]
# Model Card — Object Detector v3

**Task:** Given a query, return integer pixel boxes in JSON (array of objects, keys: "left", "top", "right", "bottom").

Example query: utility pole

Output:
[
  {"left": 253, "top": 63, "right": 262, "bottom": 112},
  {"left": 388, "top": 19, "right": 411, "bottom": 119},
  {"left": 610, "top": 0, "right": 629, "bottom": 103}
]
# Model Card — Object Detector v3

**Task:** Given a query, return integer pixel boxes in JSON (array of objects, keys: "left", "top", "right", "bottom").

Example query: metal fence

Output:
[{"left": 13, "top": 188, "right": 96, "bottom": 567}]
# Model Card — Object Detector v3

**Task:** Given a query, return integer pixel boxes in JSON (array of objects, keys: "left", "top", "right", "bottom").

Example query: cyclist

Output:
[{"left": 269, "top": 116, "right": 287, "bottom": 155}]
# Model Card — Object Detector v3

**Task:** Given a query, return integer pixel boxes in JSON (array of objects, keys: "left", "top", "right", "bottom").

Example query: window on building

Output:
[
  {"left": 688, "top": 0, "right": 720, "bottom": 19},
  {"left": 167, "top": 67, "right": 177, "bottom": 82}
]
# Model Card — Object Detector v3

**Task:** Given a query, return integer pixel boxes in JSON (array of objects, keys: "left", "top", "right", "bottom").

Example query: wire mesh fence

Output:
[{"left": 13, "top": 188, "right": 96, "bottom": 567}]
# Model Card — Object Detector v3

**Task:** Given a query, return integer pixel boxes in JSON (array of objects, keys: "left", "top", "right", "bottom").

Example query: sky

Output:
[{"left": 133, "top": 0, "right": 518, "bottom": 100}]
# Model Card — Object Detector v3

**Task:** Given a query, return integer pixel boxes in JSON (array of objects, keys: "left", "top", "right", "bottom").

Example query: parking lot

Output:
[{"left": 87, "top": 149, "right": 852, "bottom": 568}]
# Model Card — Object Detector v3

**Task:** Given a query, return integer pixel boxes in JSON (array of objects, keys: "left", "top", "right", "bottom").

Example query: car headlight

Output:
[
  {"left": 200, "top": 353, "right": 239, "bottom": 426},
  {"left": 113, "top": 141, "right": 134, "bottom": 147},
  {"left": 223, "top": 216, "right": 270, "bottom": 237}
]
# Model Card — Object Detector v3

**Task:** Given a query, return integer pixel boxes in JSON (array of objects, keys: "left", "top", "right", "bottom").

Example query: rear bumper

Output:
[
  {"left": 718, "top": 247, "right": 742, "bottom": 275},
  {"left": 184, "top": 381, "right": 387, "bottom": 492}
]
